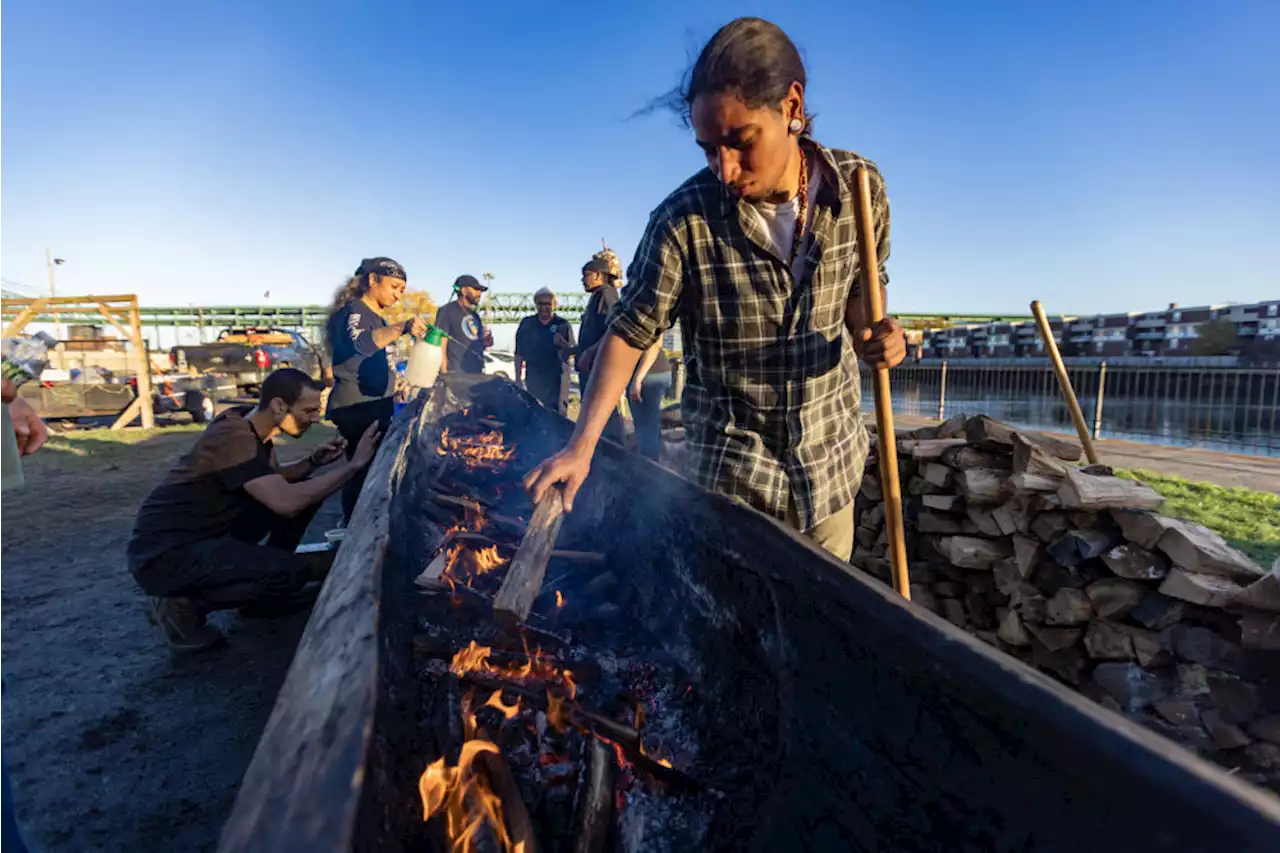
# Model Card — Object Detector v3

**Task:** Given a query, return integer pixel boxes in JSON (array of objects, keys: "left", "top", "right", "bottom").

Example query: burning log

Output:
[
  {"left": 571, "top": 739, "right": 616, "bottom": 853},
  {"left": 494, "top": 490, "right": 566, "bottom": 627}
]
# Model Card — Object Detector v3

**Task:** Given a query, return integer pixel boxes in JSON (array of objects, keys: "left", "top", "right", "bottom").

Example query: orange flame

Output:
[
  {"left": 418, "top": 740, "right": 515, "bottom": 853},
  {"left": 554, "top": 590, "right": 564, "bottom": 608},
  {"left": 545, "top": 691, "right": 569, "bottom": 732},
  {"left": 484, "top": 689, "right": 521, "bottom": 720},
  {"left": 472, "top": 545, "right": 506, "bottom": 574},
  {"left": 438, "top": 428, "right": 515, "bottom": 470}
]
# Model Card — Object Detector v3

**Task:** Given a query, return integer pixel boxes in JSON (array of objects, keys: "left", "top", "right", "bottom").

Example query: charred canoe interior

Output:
[{"left": 219, "top": 374, "right": 1280, "bottom": 853}]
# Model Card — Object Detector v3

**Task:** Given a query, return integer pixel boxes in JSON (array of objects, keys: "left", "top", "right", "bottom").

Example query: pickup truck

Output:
[
  {"left": 170, "top": 327, "right": 326, "bottom": 393},
  {"left": 18, "top": 371, "right": 236, "bottom": 424}
]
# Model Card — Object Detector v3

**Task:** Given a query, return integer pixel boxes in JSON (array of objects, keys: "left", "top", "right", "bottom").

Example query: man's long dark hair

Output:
[{"left": 642, "top": 17, "right": 814, "bottom": 133}]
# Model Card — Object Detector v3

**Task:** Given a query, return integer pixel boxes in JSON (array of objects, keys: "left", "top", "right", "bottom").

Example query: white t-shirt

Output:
[{"left": 746, "top": 161, "right": 822, "bottom": 280}]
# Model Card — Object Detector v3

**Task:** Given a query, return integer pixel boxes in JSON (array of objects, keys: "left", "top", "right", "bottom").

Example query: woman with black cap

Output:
[{"left": 324, "top": 257, "right": 426, "bottom": 522}]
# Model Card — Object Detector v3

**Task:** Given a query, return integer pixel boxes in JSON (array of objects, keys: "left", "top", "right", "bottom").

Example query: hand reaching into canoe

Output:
[{"left": 524, "top": 444, "right": 592, "bottom": 513}]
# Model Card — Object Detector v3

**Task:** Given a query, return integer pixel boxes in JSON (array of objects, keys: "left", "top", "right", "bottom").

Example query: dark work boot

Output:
[{"left": 146, "top": 597, "right": 227, "bottom": 652}]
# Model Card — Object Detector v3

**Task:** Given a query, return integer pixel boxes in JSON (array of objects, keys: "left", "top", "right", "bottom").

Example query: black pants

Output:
[
  {"left": 526, "top": 367, "right": 566, "bottom": 414},
  {"left": 133, "top": 500, "right": 326, "bottom": 612},
  {"left": 329, "top": 397, "right": 395, "bottom": 523}
]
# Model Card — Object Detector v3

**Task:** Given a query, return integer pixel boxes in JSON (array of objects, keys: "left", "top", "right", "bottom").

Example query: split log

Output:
[
  {"left": 1085, "top": 578, "right": 1146, "bottom": 620},
  {"left": 1129, "top": 593, "right": 1187, "bottom": 632},
  {"left": 1155, "top": 519, "right": 1265, "bottom": 582},
  {"left": 415, "top": 534, "right": 458, "bottom": 589},
  {"left": 1234, "top": 568, "right": 1280, "bottom": 613},
  {"left": 1057, "top": 468, "right": 1164, "bottom": 512},
  {"left": 917, "top": 511, "right": 962, "bottom": 535},
  {"left": 964, "top": 415, "right": 1083, "bottom": 462},
  {"left": 956, "top": 468, "right": 1009, "bottom": 505},
  {"left": 1025, "top": 623, "right": 1084, "bottom": 652},
  {"left": 1032, "top": 640, "right": 1088, "bottom": 686},
  {"left": 990, "top": 502, "right": 1020, "bottom": 536},
  {"left": 1045, "top": 588, "right": 1094, "bottom": 626},
  {"left": 494, "top": 490, "right": 565, "bottom": 626},
  {"left": 1240, "top": 610, "right": 1280, "bottom": 650},
  {"left": 572, "top": 739, "right": 617, "bottom": 853},
  {"left": 907, "top": 476, "right": 935, "bottom": 496},
  {"left": 921, "top": 494, "right": 962, "bottom": 513},
  {"left": 941, "top": 445, "right": 1012, "bottom": 471},
  {"left": 909, "top": 438, "right": 968, "bottom": 460},
  {"left": 1110, "top": 510, "right": 1176, "bottom": 549},
  {"left": 1030, "top": 512, "right": 1071, "bottom": 544},
  {"left": 1100, "top": 543, "right": 1170, "bottom": 581},
  {"left": 1009, "top": 473, "right": 1061, "bottom": 493},
  {"left": 474, "top": 747, "right": 541, "bottom": 853},
  {"left": 940, "top": 535, "right": 1012, "bottom": 570},
  {"left": 1047, "top": 529, "right": 1119, "bottom": 568},
  {"left": 1126, "top": 626, "right": 1173, "bottom": 668},
  {"left": 966, "top": 508, "right": 1004, "bottom": 538},
  {"left": 1012, "top": 535, "right": 1044, "bottom": 579},
  {"left": 859, "top": 503, "right": 886, "bottom": 530},
  {"left": 1011, "top": 432, "right": 1068, "bottom": 479},
  {"left": 1157, "top": 568, "right": 1244, "bottom": 609},
  {"left": 997, "top": 609, "right": 1032, "bottom": 647},
  {"left": 936, "top": 413, "right": 969, "bottom": 439},
  {"left": 923, "top": 463, "right": 954, "bottom": 489},
  {"left": 1084, "top": 621, "right": 1136, "bottom": 661}
]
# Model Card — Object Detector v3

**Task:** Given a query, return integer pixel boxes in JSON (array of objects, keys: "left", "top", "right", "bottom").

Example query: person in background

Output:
[
  {"left": 574, "top": 257, "right": 625, "bottom": 441},
  {"left": 526, "top": 17, "right": 906, "bottom": 562},
  {"left": 628, "top": 340, "right": 672, "bottom": 461},
  {"left": 324, "top": 257, "right": 426, "bottom": 522},
  {"left": 128, "top": 368, "right": 382, "bottom": 650},
  {"left": 2, "top": 380, "right": 48, "bottom": 853},
  {"left": 514, "top": 287, "right": 574, "bottom": 413},
  {"left": 436, "top": 274, "right": 493, "bottom": 375}
]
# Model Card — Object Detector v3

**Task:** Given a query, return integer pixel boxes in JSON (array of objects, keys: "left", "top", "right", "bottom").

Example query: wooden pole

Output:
[
  {"left": 853, "top": 166, "right": 910, "bottom": 601},
  {"left": 1029, "top": 300, "right": 1098, "bottom": 464}
]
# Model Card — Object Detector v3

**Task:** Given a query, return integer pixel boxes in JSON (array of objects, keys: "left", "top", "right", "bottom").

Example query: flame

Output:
[
  {"left": 418, "top": 740, "right": 514, "bottom": 853},
  {"left": 438, "top": 428, "right": 515, "bottom": 470},
  {"left": 554, "top": 590, "right": 564, "bottom": 608},
  {"left": 485, "top": 689, "right": 521, "bottom": 720},
  {"left": 545, "top": 691, "right": 569, "bottom": 732},
  {"left": 448, "top": 641, "right": 577, "bottom": 702},
  {"left": 451, "top": 641, "right": 491, "bottom": 676},
  {"left": 472, "top": 545, "right": 505, "bottom": 574}
]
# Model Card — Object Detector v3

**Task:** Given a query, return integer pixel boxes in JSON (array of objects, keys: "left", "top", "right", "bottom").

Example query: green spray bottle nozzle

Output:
[{"left": 424, "top": 325, "right": 445, "bottom": 346}]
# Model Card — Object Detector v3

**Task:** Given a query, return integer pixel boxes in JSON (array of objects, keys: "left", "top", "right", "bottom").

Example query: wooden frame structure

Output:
[{"left": 1, "top": 294, "right": 155, "bottom": 429}]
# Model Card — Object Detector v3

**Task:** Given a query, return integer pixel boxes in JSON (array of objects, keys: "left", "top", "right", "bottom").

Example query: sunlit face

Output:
[
  {"left": 367, "top": 274, "right": 407, "bottom": 309},
  {"left": 691, "top": 84, "right": 803, "bottom": 203},
  {"left": 273, "top": 387, "right": 323, "bottom": 438},
  {"left": 459, "top": 285, "right": 485, "bottom": 307},
  {"left": 535, "top": 297, "right": 555, "bottom": 322},
  {"left": 582, "top": 271, "right": 604, "bottom": 292}
]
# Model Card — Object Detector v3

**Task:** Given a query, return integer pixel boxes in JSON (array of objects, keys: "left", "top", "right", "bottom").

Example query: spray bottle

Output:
[{"left": 404, "top": 325, "right": 445, "bottom": 392}]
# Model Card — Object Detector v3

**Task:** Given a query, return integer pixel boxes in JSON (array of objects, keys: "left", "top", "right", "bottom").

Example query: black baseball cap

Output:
[
  {"left": 355, "top": 257, "right": 407, "bottom": 281},
  {"left": 453, "top": 274, "right": 489, "bottom": 292},
  {"left": 582, "top": 257, "right": 612, "bottom": 276}
]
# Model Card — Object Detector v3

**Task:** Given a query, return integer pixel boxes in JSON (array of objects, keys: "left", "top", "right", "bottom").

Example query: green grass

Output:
[{"left": 1119, "top": 469, "right": 1280, "bottom": 567}]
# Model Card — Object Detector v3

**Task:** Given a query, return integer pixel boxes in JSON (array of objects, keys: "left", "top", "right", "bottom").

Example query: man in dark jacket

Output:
[
  {"left": 575, "top": 257, "right": 624, "bottom": 440},
  {"left": 515, "top": 287, "right": 574, "bottom": 413}
]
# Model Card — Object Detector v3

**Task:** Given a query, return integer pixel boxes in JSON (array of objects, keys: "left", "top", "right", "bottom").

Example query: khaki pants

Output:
[{"left": 786, "top": 501, "right": 855, "bottom": 563}]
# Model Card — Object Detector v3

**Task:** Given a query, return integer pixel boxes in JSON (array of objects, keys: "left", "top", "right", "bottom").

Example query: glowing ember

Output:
[
  {"left": 554, "top": 589, "right": 564, "bottom": 608},
  {"left": 545, "top": 691, "right": 569, "bottom": 732},
  {"left": 472, "top": 545, "right": 505, "bottom": 574}
]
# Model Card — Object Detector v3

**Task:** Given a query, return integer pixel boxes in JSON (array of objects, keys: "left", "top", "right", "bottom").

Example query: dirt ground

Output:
[{"left": 1, "top": 422, "right": 340, "bottom": 852}]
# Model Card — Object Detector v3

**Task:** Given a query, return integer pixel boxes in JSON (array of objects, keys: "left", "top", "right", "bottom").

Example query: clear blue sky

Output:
[{"left": 3, "top": 0, "right": 1277, "bottom": 315}]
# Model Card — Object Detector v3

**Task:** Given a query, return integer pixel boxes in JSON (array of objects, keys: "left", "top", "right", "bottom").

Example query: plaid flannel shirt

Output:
[{"left": 609, "top": 140, "right": 890, "bottom": 530}]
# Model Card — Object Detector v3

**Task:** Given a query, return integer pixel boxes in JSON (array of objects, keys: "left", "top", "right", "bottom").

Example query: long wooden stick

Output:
[
  {"left": 853, "top": 166, "right": 910, "bottom": 601},
  {"left": 1029, "top": 300, "right": 1099, "bottom": 464},
  {"left": 493, "top": 489, "right": 565, "bottom": 626}
]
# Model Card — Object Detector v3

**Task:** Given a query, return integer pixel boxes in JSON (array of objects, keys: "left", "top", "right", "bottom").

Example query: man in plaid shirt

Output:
[{"left": 527, "top": 18, "right": 906, "bottom": 561}]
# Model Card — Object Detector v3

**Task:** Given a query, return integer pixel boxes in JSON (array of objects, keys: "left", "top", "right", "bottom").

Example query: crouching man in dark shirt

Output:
[{"left": 127, "top": 367, "right": 381, "bottom": 650}]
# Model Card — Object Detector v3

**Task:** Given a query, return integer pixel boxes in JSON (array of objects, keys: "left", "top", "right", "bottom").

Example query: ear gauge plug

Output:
[{"left": 789, "top": 118, "right": 803, "bottom": 134}]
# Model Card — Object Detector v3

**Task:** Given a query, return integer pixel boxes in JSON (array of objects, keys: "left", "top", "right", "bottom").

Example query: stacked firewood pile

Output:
[{"left": 853, "top": 413, "right": 1280, "bottom": 793}]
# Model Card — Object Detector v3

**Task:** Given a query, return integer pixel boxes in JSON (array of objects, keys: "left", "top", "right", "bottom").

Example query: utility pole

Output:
[{"left": 46, "top": 248, "right": 66, "bottom": 339}]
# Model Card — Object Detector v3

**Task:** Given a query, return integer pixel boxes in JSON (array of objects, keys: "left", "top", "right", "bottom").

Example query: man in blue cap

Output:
[{"left": 436, "top": 274, "right": 493, "bottom": 374}]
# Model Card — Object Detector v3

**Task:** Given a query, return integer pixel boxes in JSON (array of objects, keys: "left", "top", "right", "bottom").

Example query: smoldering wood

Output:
[
  {"left": 471, "top": 734, "right": 541, "bottom": 853},
  {"left": 493, "top": 490, "right": 566, "bottom": 626},
  {"left": 572, "top": 739, "right": 616, "bottom": 853},
  {"left": 218, "top": 378, "right": 1280, "bottom": 853}
]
